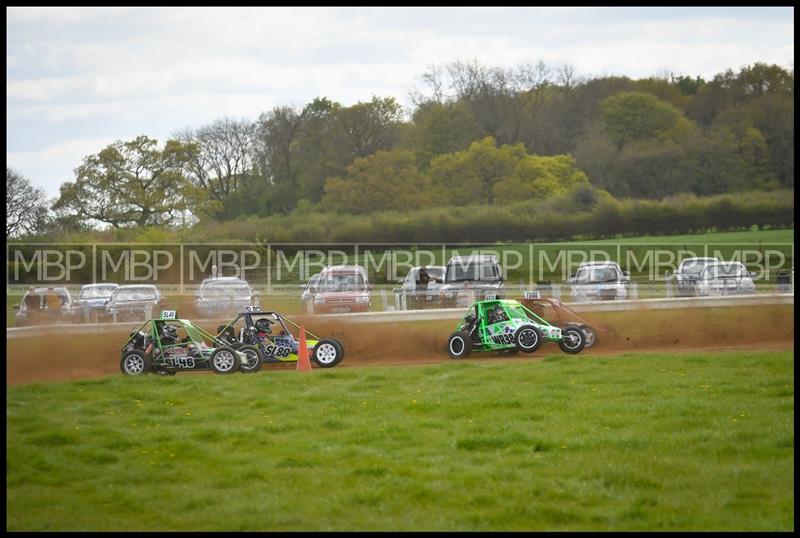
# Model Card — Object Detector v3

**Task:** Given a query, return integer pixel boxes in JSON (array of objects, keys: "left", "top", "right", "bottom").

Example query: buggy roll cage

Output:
[
  {"left": 457, "top": 300, "right": 556, "bottom": 332},
  {"left": 215, "top": 310, "right": 321, "bottom": 342}
]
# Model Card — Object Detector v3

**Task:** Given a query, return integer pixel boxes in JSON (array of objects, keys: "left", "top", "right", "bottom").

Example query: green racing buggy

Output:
[
  {"left": 120, "top": 310, "right": 258, "bottom": 376},
  {"left": 446, "top": 299, "right": 586, "bottom": 359}
]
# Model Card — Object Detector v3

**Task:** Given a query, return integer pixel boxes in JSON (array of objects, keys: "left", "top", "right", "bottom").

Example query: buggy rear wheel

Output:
[
  {"left": 514, "top": 325, "right": 543, "bottom": 353},
  {"left": 559, "top": 326, "right": 586, "bottom": 354},
  {"left": 578, "top": 324, "right": 597, "bottom": 347},
  {"left": 210, "top": 346, "right": 240, "bottom": 374},
  {"left": 238, "top": 345, "right": 264, "bottom": 373},
  {"left": 447, "top": 331, "right": 472, "bottom": 359},
  {"left": 120, "top": 350, "right": 151, "bottom": 376}
]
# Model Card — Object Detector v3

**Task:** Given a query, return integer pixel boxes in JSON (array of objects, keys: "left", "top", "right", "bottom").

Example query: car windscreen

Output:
[
  {"left": 702, "top": 264, "right": 747, "bottom": 279},
  {"left": 319, "top": 273, "right": 366, "bottom": 292},
  {"left": 680, "top": 259, "right": 716, "bottom": 276},
  {"left": 112, "top": 288, "right": 156, "bottom": 302},
  {"left": 202, "top": 283, "right": 251, "bottom": 298},
  {"left": 575, "top": 266, "right": 619, "bottom": 284},
  {"left": 79, "top": 285, "right": 117, "bottom": 299},
  {"left": 445, "top": 261, "right": 500, "bottom": 282},
  {"left": 427, "top": 267, "right": 444, "bottom": 280}
]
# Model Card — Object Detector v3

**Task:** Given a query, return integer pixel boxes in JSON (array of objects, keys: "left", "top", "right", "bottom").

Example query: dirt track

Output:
[{"left": 6, "top": 304, "right": 794, "bottom": 385}]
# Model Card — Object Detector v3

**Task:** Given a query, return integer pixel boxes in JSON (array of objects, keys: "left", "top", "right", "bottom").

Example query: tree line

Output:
[{"left": 7, "top": 60, "right": 794, "bottom": 238}]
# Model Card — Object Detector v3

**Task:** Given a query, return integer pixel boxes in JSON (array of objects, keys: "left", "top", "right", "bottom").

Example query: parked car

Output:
[
  {"left": 695, "top": 261, "right": 756, "bottom": 296},
  {"left": 14, "top": 286, "right": 75, "bottom": 327},
  {"left": 301, "top": 273, "right": 321, "bottom": 314},
  {"left": 671, "top": 257, "right": 720, "bottom": 296},
  {"left": 195, "top": 277, "right": 257, "bottom": 318},
  {"left": 439, "top": 255, "right": 504, "bottom": 308},
  {"left": 107, "top": 284, "right": 161, "bottom": 322},
  {"left": 308, "top": 265, "right": 371, "bottom": 314},
  {"left": 568, "top": 261, "right": 630, "bottom": 301},
  {"left": 398, "top": 265, "right": 445, "bottom": 309},
  {"left": 74, "top": 283, "right": 119, "bottom": 323}
]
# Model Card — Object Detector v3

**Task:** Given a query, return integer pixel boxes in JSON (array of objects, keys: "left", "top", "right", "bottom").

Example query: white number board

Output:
[{"left": 160, "top": 310, "right": 177, "bottom": 319}]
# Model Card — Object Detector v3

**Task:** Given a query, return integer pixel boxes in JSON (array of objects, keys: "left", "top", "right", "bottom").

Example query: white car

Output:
[
  {"left": 673, "top": 257, "right": 720, "bottom": 296},
  {"left": 107, "top": 285, "right": 161, "bottom": 322},
  {"left": 695, "top": 261, "right": 756, "bottom": 296},
  {"left": 195, "top": 277, "right": 257, "bottom": 317},
  {"left": 399, "top": 265, "right": 445, "bottom": 309},
  {"left": 568, "top": 261, "right": 630, "bottom": 301}
]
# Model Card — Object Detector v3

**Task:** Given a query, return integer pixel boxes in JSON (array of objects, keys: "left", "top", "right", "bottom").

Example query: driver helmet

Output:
[
  {"left": 161, "top": 324, "right": 178, "bottom": 341},
  {"left": 493, "top": 305, "right": 505, "bottom": 320},
  {"left": 255, "top": 318, "right": 272, "bottom": 333}
]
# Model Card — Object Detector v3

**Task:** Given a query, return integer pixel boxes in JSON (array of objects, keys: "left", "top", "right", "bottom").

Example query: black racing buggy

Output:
[{"left": 215, "top": 306, "right": 345, "bottom": 369}]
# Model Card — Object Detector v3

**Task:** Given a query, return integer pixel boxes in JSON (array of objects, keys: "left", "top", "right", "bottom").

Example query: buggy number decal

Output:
[
  {"left": 164, "top": 356, "right": 195, "bottom": 368},
  {"left": 245, "top": 305, "right": 261, "bottom": 312},
  {"left": 484, "top": 293, "right": 497, "bottom": 300},
  {"left": 264, "top": 345, "right": 291, "bottom": 358},
  {"left": 491, "top": 333, "right": 515, "bottom": 345},
  {"left": 161, "top": 310, "right": 177, "bottom": 319}
]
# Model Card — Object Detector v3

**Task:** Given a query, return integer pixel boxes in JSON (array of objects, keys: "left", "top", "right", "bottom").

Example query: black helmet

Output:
[
  {"left": 255, "top": 318, "right": 272, "bottom": 333},
  {"left": 161, "top": 324, "right": 178, "bottom": 342}
]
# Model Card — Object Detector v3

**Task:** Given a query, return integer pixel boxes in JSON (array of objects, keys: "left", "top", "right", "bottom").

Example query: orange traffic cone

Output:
[{"left": 296, "top": 325, "right": 312, "bottom": 371}]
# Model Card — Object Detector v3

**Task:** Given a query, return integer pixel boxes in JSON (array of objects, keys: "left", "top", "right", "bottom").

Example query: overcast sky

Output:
[{"left": 6, "top": 6, "right": 794, "bottom": 198}]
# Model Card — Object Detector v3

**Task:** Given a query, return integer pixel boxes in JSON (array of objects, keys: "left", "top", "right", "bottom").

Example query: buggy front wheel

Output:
[{"left": 312, "top": 339, "right": 344, "bottom": 368}]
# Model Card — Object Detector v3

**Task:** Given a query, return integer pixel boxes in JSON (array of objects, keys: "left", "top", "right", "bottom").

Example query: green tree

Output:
[
  {"left": 493, "top": 154, "right": 589, "bottom": 203},
  {"left": 323, "top": 150, "right": 430, "bottom": 214},
  {"left": 53, "top": 136, "right": 199, "bottom": 228},
  {"left": 600, "top": 91, "right": 686, "bottom": 148}
]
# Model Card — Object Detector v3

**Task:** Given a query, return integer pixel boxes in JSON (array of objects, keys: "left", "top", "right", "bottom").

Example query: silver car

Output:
[
  {"left": 107, "top": 285, "right": 161, "bottom": 322},
  {"left": 399, "top": 266, "right": 445, "bottom": 309},
  {"left": 568, "top": 262, "right": 630, "bottom": 301},
  {"left": 74, "top": 283, "right": 119, "bottom": 323},
  {"left": 695, "top": 262, "right": 756, "bottom": 296},
  {"left": 672, "top": 257, "right": 720, "bottom": 296},
  {"left": 195, "top": 277, "right": 257, "bottom": 318}
]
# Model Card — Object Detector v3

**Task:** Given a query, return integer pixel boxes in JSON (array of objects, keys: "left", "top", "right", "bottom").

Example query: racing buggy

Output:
[
  {"left": 446, "top": 299, "right": 586, "bottom": 359},
  {"left": 519, "top": 296, "right": 616, "bottom": 348},
  {"left": 120, "top": 310, "right": 257, "bottom": 376},
  {"left": 214, "top": 306, "right": 345, "bottom": 368}
]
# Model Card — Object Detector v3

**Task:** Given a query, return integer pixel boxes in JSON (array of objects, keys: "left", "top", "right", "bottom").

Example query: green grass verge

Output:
[{"left": 6, "top": 349, "right": 794, "bottom": 531}]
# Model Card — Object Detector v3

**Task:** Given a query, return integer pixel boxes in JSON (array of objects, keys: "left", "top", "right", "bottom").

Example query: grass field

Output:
[{"left": 6, "top": 349, "right": 794, "bottom": 531}]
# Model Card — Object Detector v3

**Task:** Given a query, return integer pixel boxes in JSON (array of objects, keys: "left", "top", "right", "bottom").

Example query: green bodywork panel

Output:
[{"left": 455, "top": 299, "right": 565, "bottom": 352}]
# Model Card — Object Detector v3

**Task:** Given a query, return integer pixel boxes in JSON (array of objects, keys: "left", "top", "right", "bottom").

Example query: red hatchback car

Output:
[{"left": 307, "top": 265, "right": 371, "bottom": 314}]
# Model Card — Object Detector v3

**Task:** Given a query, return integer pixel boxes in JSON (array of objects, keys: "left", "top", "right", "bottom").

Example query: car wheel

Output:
[
  {"left": 447, "top": 331, "right": 472, "bottom": 359},
  {"left": 120, "top": 350, "right": 151, "bottom": 376},
  {"left": 312, "top": 339, "right": 343, "bottom": 368},
  {"left": 514, "top": 325, "right": 543, "bottom": 353},
  {"left": 209, "top": 346, "right": 240, "bottom": 374},
  {"left": 577, "top": 324, "right": 597, "bottom": 348},
  {"left": 558, "top": 326, "right": 586, "bottom": 354},
  {"left": 238, "top": 345, "right": 264, "bottom": 373}
]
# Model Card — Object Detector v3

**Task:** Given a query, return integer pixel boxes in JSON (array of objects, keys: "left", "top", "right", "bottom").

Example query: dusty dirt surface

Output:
[{"left": 6, "top": 304, "right": 794, "bottom": 386}]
